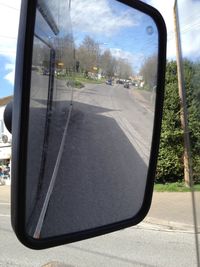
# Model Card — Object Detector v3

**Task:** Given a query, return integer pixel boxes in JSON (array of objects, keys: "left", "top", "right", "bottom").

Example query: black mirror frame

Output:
[{"left": 11, "top": 0, "right": 167, "bottom": 249}]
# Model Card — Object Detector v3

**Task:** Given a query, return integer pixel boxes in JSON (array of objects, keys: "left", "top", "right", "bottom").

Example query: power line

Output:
[
  {"left": 0, "top": 3, "right": 19, "bottom": 11},
  {"left": 167, "top": 19, "right": 200, "bottom": 42},
  {"left": 174, "top": 2, "right": 200, "bottom": 264},
  {"left": 0, "top": 50, "right": 16, "bottom": 55},
  {"left": 164, "top": 14, "right": 200, "bottom": 43},
  {"left": 177, "top": 8, "right": 200, "bottom": 26},
  {"left": 0, "top": 36, "right": 17, "bottom": 40}
]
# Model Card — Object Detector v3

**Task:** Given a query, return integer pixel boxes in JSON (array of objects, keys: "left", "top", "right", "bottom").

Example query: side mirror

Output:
[{"left": 11, "top": 0, "right": 166, "bottom": 249}]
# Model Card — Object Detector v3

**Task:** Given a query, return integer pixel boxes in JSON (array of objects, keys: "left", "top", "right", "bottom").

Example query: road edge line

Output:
[{"left": 33, "top": 104, "right": 73, "bottom": 239}]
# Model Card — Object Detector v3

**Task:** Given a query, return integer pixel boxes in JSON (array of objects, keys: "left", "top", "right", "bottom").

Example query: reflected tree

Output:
[
  {"left": 140, "top": 54, "right": 158, "bottom": 90},
  {"left": 76, "top": 36, "right": 100, "bottom": 73},
  {"left": 75, "top": 35, "right": 133, "bottom": 79}
]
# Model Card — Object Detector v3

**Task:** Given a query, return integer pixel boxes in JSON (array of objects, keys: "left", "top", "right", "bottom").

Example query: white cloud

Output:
[
  {"left": 0, "top": 1, "right": 21, "bottom": 57},
  {"left": 177, "top": 0, "right": 200, "bottom": 60},
  {"left": 4, "top": 63, "right": 15, "bottom": 85},
  {"left": 109, "top": 48, "right": 146, "bottom": 73},
  {"left": 0, "top": 0, "right": 21, "bottom": 85},
  {"left": 110, "top": 48, "right": 144, "bottom": 63},
  {"left": 110, "top": 48, "right": 133, "bottom": 60},
  {"left": 146, "top": 0, "right": 200, "bottom": 60},
  {"left": 71, "top": 0, "right": 138, "bottom": 37},
  {"left": 145, "top": 0, "right": 175, "bottom": 58}
]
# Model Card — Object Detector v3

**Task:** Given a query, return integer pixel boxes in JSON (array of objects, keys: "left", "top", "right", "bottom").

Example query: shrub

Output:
[{"left": 156, "top": 60, "right": 200, "bottom": 183}]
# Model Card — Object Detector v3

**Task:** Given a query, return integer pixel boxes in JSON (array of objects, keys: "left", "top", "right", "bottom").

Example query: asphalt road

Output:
[
  {"left": 25, "top": 72, "right": 73, "bottom": 233},
  {"left": 20, "top": 74, "right": 156, "bottom": 239},
  {"left": 37, "top": 81, "right": 155, "bottom": 238},
  {"left": 6, "top": 76, "right": 200, "bottom": 265},
  {"left": 0, "top": 202, "right": 198, "bottom": 267}
]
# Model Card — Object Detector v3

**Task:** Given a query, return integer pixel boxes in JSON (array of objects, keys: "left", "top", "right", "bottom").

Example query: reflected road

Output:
[{"left": 26, "top": 74, "right": 155, "bottom": 238}]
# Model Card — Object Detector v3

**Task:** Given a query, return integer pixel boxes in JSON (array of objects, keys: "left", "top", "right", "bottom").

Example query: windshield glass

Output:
[
  {"left": 0, "top": 0, "right": 199, "bottom": 266},
  {"left": 177, "top": 0, "right": 200, "bottom": 263}
]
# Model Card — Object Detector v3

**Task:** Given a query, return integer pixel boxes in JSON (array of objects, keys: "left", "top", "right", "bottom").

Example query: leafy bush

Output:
[
  {"left": 74, "top": 80, "right": 85, "bottom": 88},
  {"left": 156, "top": 60, "right": 200, "bottom": 183},
  {"left": 156, "top": 61, "right": 184, "bottom": 182}
]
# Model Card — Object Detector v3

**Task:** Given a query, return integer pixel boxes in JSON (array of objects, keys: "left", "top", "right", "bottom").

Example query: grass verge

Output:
[
  {"left": 75, "top": 76, "right": 106, "bottom": 85},
  {"left": 154, "top": 182, "right": 200, "bottom": 192},
  {"left": 57, "top": 74, "right": 106, "bottom": 86}
]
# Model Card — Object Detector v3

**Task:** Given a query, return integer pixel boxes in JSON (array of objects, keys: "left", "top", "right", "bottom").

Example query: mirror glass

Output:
[{"left": 26, "top": 0, "right": 159, "bottom": 239}]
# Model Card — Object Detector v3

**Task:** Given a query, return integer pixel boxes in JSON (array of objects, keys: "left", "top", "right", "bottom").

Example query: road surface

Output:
[
  {"left": 21, "top": 73, "right": 156, "bottom": 238},
  {"left": 40, "top": 82, "right": 154, "bottom": 237},
  {"left": 0, "top": 199, "right": 198, "bottom": 267}
]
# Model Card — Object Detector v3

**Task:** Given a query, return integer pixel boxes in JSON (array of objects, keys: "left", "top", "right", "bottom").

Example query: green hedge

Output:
[{"left": 156, "top": 60, "right": 200, "bottom": 183}]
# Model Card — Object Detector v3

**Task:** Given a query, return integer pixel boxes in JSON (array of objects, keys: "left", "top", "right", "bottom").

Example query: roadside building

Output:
[{"left": 0, "top": 105, "right": 12, "bottom": 185}]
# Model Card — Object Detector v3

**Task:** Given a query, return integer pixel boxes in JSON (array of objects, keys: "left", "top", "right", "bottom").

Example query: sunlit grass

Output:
[
  {"left": 154, "top": 182, "right": 200, "bottom": 192},
  {"left": 75, "top": 76, "right": 106, "bottom": 85}
]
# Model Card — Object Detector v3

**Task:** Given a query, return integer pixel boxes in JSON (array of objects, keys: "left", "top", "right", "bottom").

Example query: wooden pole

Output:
[
  {"left": 174, "top": 0, "right": 193, "bottom": 187},
  {"left": 174, "top": 3, "right": 200, "bottom": 265}
]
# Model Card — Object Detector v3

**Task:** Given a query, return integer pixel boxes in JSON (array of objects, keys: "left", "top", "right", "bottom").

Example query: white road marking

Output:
[
  {"left": 0, "top": 203, "right": 10, "bottom": 205},
  {"left": 33, "top": 104, "right": 73, "bottom": 239}
]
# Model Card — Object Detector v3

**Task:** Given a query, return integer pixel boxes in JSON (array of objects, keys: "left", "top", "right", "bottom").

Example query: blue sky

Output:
[
  {"left": 0, "top": 0, "right": 200, "bottom": 99},
  {"left": 71, "top": 0, "right": 158, "bottom": 73},
  {"left": 0, "top": 56, "right": 14, "bottom": 98},
  {"left": 0, "top": 0, "right": 21, "bottom": 98}
]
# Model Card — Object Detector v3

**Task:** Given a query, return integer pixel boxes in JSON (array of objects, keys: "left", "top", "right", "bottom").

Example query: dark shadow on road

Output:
[{"left": 25, "top": 99, "right": 149, "bottom": 238}]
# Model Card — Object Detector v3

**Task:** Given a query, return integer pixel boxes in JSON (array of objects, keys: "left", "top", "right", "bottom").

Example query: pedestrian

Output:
[
  {"left": 0, "top": 167, "right": 3, "bottom": 177},
  {"left": 0, "top": 167, "right": 4, "bottom": 185}
]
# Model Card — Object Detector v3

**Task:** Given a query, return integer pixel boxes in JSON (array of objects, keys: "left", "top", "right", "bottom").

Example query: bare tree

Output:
[
  {"left": 76, "top": 36, "right": 100, "bottom": 72},
  {"left": 75, "top": 35, "right": 133, "bottom": 79},
  {"left": 100, "top": 50, "right": 116, "bottom": 77},
  {"left": 53, "top": 34, "right": 75, "bottom": 73},
  {"left": 140, "top": 55, "right": 158, "bottom": 89},
  {"left": 116, "top": 58, "right": 133, "bottom": 79},
  {"left": 32, "top": 38, "right": 50, "bottom": 68}
]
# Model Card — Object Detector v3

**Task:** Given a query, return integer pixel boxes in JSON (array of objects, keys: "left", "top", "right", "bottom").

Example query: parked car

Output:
[
  {"left": 42, "top": 68, "right": 50, "bottom": 75},
  {"left": 106, "top": 79, "right": 112, "bottom": 85},
  {"left": 124, "top": 82, "right": 130, "bottom": 89}
]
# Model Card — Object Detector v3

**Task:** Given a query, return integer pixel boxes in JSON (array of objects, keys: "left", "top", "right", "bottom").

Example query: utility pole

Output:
[
  {"left": 174, "top": 0, "right": 192, "bottom": 187},
  {"left": 174, "top": 2, "right": 200, "bottom": 265}
]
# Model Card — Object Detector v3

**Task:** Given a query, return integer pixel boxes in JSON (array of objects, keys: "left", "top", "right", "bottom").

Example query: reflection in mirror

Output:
[{"left": 26, "top": 0, "right": 158, "bottom": 239}]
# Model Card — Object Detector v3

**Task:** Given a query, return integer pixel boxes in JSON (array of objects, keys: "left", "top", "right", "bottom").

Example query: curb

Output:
[{"left": 142, "top": 217, "right": 200, "bottom": 233}]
